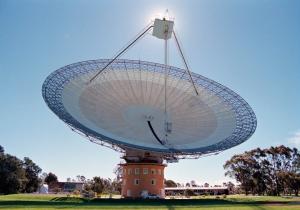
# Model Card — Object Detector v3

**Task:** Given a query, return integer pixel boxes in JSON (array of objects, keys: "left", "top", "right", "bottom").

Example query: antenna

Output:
[{"left": 43, "top": 12, "right": 257, "bottom": 199}]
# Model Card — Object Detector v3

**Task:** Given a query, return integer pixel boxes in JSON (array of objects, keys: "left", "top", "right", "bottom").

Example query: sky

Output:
[{"left": 1, "top": 0, "right": 300, "bottom": 185}]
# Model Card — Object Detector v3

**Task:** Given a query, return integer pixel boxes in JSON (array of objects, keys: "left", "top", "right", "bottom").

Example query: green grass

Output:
[{"left": 0, "top": 194, "right": 299, "bottom": 210}]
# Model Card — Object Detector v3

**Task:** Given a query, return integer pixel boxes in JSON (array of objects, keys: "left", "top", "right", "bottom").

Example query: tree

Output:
[
  {"left": 113, "top": 165, "right": 123, "bottom": 181},
  {"left": 40, "top": 172, "right": 48, "bottom": 183},
  {"left": 83, "top": 177, "right": 115, "bottom": 194},
  {"left": 0, "top": 153, "right": 27, "bottom": 194},
  {"left": 76, "top": 175, "right": 86, "bottom": 182},
  {"left": 91, "top": 176, "right": 104, "bottom": 194},
  {"left": 102, "top": 178, "right": 113, "bottom": 193},
  {"left": 204, "top": 183, "right": 210, "bottom": 187},
  {"left": 165, "top": 179, "right": 177, "bottom": 187},
  {"left": 23, "top": 157, "right": 42, "bottom": 193},
  {"left": 111, "top": 179, "right": 122, "bottom": 194},
  {"left": 224, "top": 145, "right": 300, "bottom": 196},
  {"left": 45, "top": 172, "right": 58, "bottom": 186},
  {"left": 176, "top": 183, "right": 182, "bottom": 187},
  {"left": 184, "top": 189, "right": 195, "bottom": 196},
  {"left": 80, "top": 175, "right": 86, "bottom": 182},
  {"left": 0, "top": 146, "right": 43, "bottom": 194},
  {"left": 224, "top": 152, "right": 258, "bottom": 195},
  {"left": 224, "top": 182, "right": 235, "bottom": 194},
  {"left": 289, "top": 173, "right": 300, "bottom": 196},
  {"left": 191, "top": 180, "right": 198, "bottom": 187}
]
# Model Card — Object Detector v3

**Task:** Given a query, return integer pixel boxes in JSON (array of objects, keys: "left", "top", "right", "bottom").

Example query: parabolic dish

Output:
[{"left": 42, "top": 59, "right": 256, "bottom": 156}]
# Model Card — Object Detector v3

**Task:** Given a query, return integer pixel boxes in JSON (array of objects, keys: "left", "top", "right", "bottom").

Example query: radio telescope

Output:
[{"left": 42, "top": 16, "right": 256, "bottom": 198}]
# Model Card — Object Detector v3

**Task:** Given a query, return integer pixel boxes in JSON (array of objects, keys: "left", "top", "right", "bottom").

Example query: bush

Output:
[
  {"left": 73, "top": 190, "right": 80, "bottom": 196},
  {"left": 184, "top": 189, "right": 195, "bottom": 196}
]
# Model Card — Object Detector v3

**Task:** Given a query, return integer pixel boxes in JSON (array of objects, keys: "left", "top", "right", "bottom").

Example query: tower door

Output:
[{"left": 127, "top": 189, "right": 131, "bottom": 197}]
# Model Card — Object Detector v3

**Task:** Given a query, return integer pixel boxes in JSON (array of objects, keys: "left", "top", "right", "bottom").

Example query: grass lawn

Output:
[{"left": 0, "top": 194, "right": 300, "bottom": 210}]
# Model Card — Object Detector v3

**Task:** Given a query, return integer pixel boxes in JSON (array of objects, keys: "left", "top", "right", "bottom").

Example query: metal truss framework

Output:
[{"left": 42, "top": 59, "right": 257, "bottom": 160}]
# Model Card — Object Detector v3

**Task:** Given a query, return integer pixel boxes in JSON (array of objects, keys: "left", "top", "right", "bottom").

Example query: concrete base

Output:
[{"left": 121, "top": 163, "right": 166, "bottom": 198}]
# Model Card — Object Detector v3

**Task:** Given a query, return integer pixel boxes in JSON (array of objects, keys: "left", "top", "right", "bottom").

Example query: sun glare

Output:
[{"left": 147, "top": 9, "right": 174, "bottom": 24}]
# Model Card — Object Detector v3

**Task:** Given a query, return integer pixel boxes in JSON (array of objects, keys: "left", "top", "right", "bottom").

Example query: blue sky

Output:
[{"left": 1, "top": 0, "right": 300, "bottom": 185}]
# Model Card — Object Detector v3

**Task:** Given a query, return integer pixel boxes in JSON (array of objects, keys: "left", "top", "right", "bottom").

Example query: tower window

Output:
[
  {"left": 151, "top": 169, "right": 156, "bottom": 174},
  {"left": 151, "top": 179, "right": 156, "bottom": 185},
  {"left": 128, "top": 168, "right": 132, "bottom": 175},
  {"left": 134, "top": 179, "right": 139, "bottom": 185},
  {"left": 135, "top": 168, "right": 140, "bottom": 175},
  {"left": 143, "top": 168, "right": 148, "bottom": 174}
]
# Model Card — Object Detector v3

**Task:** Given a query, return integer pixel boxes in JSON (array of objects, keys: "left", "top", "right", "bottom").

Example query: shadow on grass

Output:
[
  {"left": 0, "top": 197, "right": 291, "bottom": 207},
  {"left": 50, "top": 197, "right": 86, "bottom": 202}
]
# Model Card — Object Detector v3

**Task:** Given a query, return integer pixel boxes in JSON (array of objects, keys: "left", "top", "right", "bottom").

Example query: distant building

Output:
[
  {"left": 165, "top": 186, "right": 230, "bottom": 196},
  {"left": 38, "top": 184, "right": 48, "bottom": 194},
  {"left": 204, "top": 183, "right": 210, "bottom": 187},
  {"left": 48, "top": 182, "right": 84, "bottom": 193}
]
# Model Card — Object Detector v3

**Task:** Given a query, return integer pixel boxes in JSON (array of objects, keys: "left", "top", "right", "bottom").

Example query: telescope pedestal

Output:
[{"left": 121, "top": 163, "right": 166, "bottom": 198}]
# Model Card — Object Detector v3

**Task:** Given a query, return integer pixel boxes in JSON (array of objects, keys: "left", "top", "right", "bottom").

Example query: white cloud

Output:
[{"left": 288, "top": 130, "right": 300, "bottom": 148}]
